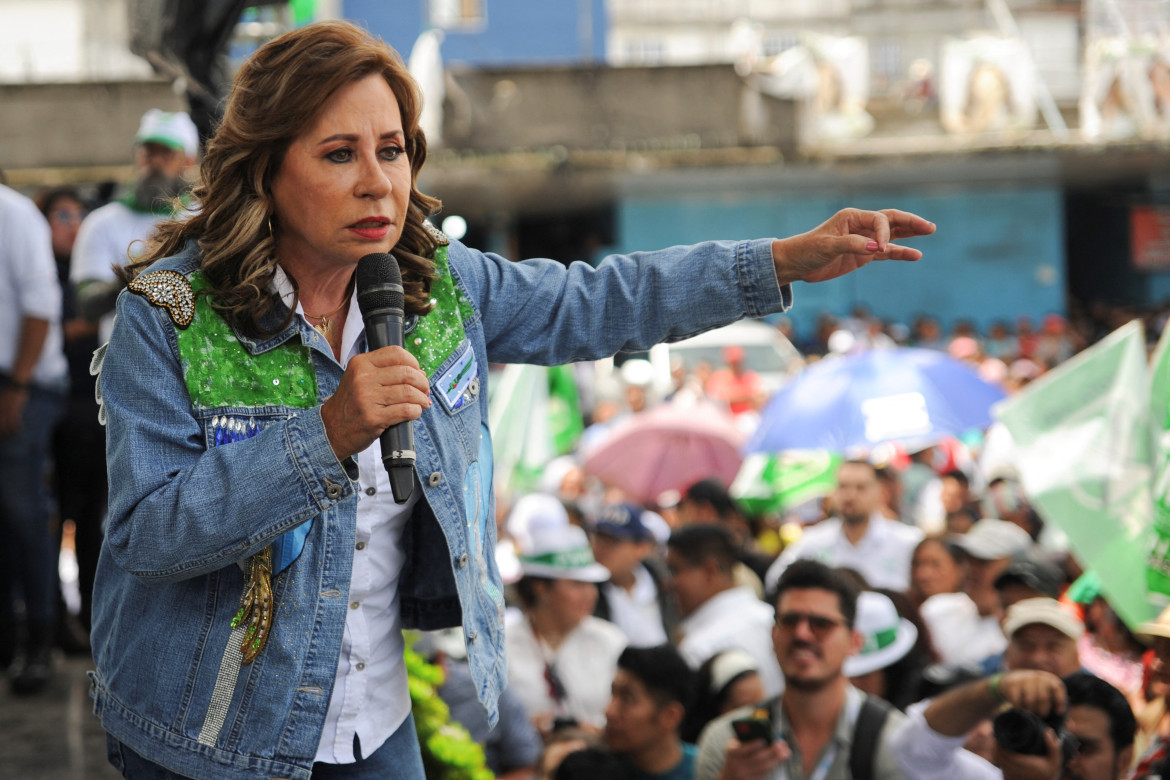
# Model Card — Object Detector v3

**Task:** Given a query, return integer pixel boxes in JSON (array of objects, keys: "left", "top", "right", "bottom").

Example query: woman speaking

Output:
[{"left": 89, "top": 20, "right": 934, "bottom": 780}]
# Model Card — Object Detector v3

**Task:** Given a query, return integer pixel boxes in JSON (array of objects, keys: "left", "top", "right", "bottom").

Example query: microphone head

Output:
[{"left": 356, "top": 252, "right": 404, "bottom": 318}]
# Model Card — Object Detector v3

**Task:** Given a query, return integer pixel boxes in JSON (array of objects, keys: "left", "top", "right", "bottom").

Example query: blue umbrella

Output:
[{"left": 746, "top": 347, "right": 1008, "bottom": 454}]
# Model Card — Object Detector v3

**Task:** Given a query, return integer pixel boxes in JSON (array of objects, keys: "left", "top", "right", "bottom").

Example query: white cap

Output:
[
  {"left": 135, "top": 109, "right": 199, "bottom": 158},
  {"left": 518, "top": 524, "right": 611, "bottom": 583},
  {"left": 951, "top": 518, "right": 1032, "bottom": 561},
  {"left": 1002, "top": 597, "right": 1084, "bottom": 641},
  {"left": 708, "top": 649, "right": 760, "bottom": 695},
  {"left": 843, "top": 591, "right": 918, "bottom": 677},
  {"left": 507, "top": 493, "right": 569, "bottom": 554}
]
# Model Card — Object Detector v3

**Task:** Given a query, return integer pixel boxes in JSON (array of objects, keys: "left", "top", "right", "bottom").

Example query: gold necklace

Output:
[{"left": 303, "top": 285, "right": 351, "bottom": 341}]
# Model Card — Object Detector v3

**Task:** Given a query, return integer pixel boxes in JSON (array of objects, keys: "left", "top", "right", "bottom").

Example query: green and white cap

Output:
[
  {"left": 843, "top": 591, "right": 917, "bottom": 677},
  {"left": 135, "top": 109, "right": 199, "bottom": 157},
  {"left": 518, "top": 523, "right": 610, "bottom": 583}
]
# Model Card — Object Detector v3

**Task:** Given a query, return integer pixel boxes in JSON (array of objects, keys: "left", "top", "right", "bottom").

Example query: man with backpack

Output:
[{"left": 695, "top": 560, "right": 904, "bottom": 780}]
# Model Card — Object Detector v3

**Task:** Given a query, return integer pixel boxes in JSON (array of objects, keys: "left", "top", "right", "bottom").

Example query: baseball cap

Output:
[
  {"left": 951, "top": 518, "right": 1032, "bottom": 561},
  {"left": 507, "top": 493, "right": 570, "bottom": 554},
  {"left": 993, "top": 551, "right": 1064, "bottom": 599},
  {"left": 708, "top": 649, "right": 759, "bottom": 696},
  {"left": 843, "top": 591, "right": 918, "bottom": 678},
  {"left": 518, "top": 523, "right": 611, "bottom": 583},
  {"left": 1138, "top": 604, "right": 1170, "bottom": 641},
  {"left": 593, "top": 503, "right": 655, "bottom": 543},
  {"left": 135, "top": 109, "right": 199, "bottom": 157},
  {"left": 1002, "top": 597, "right": 1084, "bottom": 641}
]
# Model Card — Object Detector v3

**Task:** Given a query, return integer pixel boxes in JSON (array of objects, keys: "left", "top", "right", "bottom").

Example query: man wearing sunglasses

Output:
[{"left": 695, "top": 559, "right": 907, "bottom": 780}]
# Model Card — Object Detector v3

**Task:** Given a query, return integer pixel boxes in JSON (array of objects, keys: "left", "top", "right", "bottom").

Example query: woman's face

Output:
[
  {"left": 720, "top": 672, "right": 765, "bottom": 714},
  {"left": 47, "top": 196, "right": 85, "bottom": 258},
  {"left": 271, "top": 73, "right": 413, "bottom": 277},
  {"left": 911, "top": 540, "right": 962, "bottom": 600}
]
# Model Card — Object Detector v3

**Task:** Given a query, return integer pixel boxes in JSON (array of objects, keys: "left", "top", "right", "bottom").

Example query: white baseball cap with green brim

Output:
[
  {"left": 518, "top": 524, "right": 611, "bottom": 582},
  {"left": 135, "top": 109, "right": 199, "bottom": 157}
]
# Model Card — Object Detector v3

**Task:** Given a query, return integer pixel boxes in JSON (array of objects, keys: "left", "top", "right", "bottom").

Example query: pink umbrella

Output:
[{"left": 583, "top": 401, "right": 745, "bottom": 504}]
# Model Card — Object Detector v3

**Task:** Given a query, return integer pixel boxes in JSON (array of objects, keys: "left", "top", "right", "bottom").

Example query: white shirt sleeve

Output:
[{"left": 889, "top": 700, "right": 1002, "bottom": 780}]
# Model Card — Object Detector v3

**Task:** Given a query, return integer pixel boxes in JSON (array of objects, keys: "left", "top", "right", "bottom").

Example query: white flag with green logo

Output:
[{"left": 996, "top": 320, "right": 1158, "bottom": 628}]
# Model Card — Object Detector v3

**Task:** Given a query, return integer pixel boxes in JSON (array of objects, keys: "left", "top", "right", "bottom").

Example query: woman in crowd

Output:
[
  {"left": 88, "top": 19, "right": 934, "bottom": 780},
  {"left": 680, "top": 649, "right": 766, "bottom": 744},
  {"left": 908, "top": 534, "right": 964, "bottom": 609},
  {"left": 507, "top": 522, "right": 626, "bottom": 735}
]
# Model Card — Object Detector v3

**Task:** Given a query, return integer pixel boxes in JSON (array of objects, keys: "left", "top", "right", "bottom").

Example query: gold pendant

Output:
[
  {"left": 313, "top": 317, "right": 333, "bottom": 341},
  {"left": 231, "top": 546, "right": 274, "bottom": 664}
]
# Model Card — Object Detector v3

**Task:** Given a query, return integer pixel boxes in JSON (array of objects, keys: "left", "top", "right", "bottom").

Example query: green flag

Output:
[
  {"left": 489, "top": 364, "right": 553, "bottom": 498},
  {"left": 996, "top": 320, "right": 1158, "bottom": 628},
  {"left": 547, "top": 364, "right": 584, "bottom": 456},
  {"left": 1147, "top": 320, "right": 1170, "bottom": 600},
  {"left": 731, "top": 451, "right": 842, "bottom": 517},
  {"left": 487, "top": 364, "right": 585, "bottom": 498}
]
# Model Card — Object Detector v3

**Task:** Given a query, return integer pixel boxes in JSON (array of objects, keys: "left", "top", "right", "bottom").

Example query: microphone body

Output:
[{"left": 356, "top": 253, "right": 415, "bottom": 504}]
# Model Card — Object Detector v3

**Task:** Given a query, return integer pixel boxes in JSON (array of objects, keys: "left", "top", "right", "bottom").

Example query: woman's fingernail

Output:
[{"left": 866, "top": 240, "right": 880, "bottom": 251}]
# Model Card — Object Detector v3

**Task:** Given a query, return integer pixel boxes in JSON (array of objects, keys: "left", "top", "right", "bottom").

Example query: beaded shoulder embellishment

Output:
[
  {"left": 423, "top": 220, "right": 450, "bottom": 247},
  {"left": 128, "top": 270, "right": 196, "bottom": 328}
]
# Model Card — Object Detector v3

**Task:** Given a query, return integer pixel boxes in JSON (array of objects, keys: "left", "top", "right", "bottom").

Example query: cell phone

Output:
[{"left": 731, "top": 707, "right": 773, "bottom": 745}]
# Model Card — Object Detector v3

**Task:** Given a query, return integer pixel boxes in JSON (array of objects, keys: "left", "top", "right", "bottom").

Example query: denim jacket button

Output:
[
  {"left": 467, "top": 378, "right": 480, "bottom": 396},
  {"left": 467, "top": 631, "right": 478, "bottom": 642},
  {"left": 427, "top": 472, "right": 442, "bottom": 487},
  {"left": 325, "top": 479, "right": 343, "bottom": 499},
  {"left": 457, "top": 553, "right": 468, "bottom": 568}
]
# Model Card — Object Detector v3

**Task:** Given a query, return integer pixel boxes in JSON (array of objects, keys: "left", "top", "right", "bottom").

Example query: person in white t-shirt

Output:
[
  {"left": 666, "top": 524, "right": 784, "bottom": 699},
  {"left": 921, "top": 519, "right": 1033, "bottom": 667},
  {"left": 0, "top": 184, "right": 68, "bottom": 695},
  {"left": 507, "top": 521, "right": 627, "bottom": 735},
  {"left": 765, "top": 460, "right": 924, "bottom": 594},
  {"left": 590, "top": 502, "right": 676, "bottom": 647},
  {"left": 71, "top": 109, "right": 198, "bottom": 342}
]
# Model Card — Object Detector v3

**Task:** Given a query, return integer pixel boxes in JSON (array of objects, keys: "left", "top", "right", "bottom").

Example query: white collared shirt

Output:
[
  {"left": 273, "top": 270, "right": 418, "bottom": 764},
  {"left": 505, "top": 613, "right": 628, "bottom": 730},
  {"left": 677, "top": 586, "right": 785, "bottom": 699},
  {"left": 599, "top": 563, "right": 668, "bottom": 647},
  {"left": 765, "top": 512, "right": 924, "bottom": 594},
  {"left": 0, "top": 185, "right": 66, "bottom": 385}
]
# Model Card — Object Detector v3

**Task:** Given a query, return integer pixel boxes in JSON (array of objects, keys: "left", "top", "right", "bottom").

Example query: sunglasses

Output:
[{"left": 775, "top": 611, "right": 849, "bottom": 636}]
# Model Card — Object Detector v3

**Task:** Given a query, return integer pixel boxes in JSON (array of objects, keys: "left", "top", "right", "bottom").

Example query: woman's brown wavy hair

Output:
[{"left": 125, "top": 20, "right": 441, "bottom": 336}]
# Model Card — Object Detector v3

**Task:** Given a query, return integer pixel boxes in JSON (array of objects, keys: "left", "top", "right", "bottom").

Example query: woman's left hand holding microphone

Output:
[{"left": 321, "top": 345, "right": 432, "bottom": 461}]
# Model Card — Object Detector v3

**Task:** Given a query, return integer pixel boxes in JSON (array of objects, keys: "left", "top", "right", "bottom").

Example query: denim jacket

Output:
[{"left": 89, "top": 234, "right": 789, "bottom": 780}]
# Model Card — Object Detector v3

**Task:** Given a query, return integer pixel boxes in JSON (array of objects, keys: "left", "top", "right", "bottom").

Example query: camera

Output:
[{"left": 992, "top": 708, "right": 1076, "bottom": 768}]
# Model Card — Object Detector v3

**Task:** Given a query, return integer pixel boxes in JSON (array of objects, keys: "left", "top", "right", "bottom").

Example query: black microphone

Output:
[{"left": 356, "top": 252, "right": 415, "bottom": 504}]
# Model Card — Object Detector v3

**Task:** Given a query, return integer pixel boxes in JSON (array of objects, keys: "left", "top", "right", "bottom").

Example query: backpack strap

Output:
[{"left": 849, "top": 695, "right": 894, "bottom": 780}]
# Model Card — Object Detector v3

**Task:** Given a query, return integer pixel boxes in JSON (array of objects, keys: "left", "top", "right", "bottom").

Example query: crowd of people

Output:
[
  {"left": 470, "top": 446, "right": 1170, "bottom": 780},
  {"left": 2, "top": 16, "right": 1170, "bottom": 780}
]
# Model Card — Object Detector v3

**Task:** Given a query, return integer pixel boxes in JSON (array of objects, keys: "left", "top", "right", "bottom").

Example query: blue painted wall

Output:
[
  {"left": 342, "top": 1, "right": 606, "bottom": 65},
  {"left": 614, "top": 186, "right": 1067, "bottom": 337}
]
